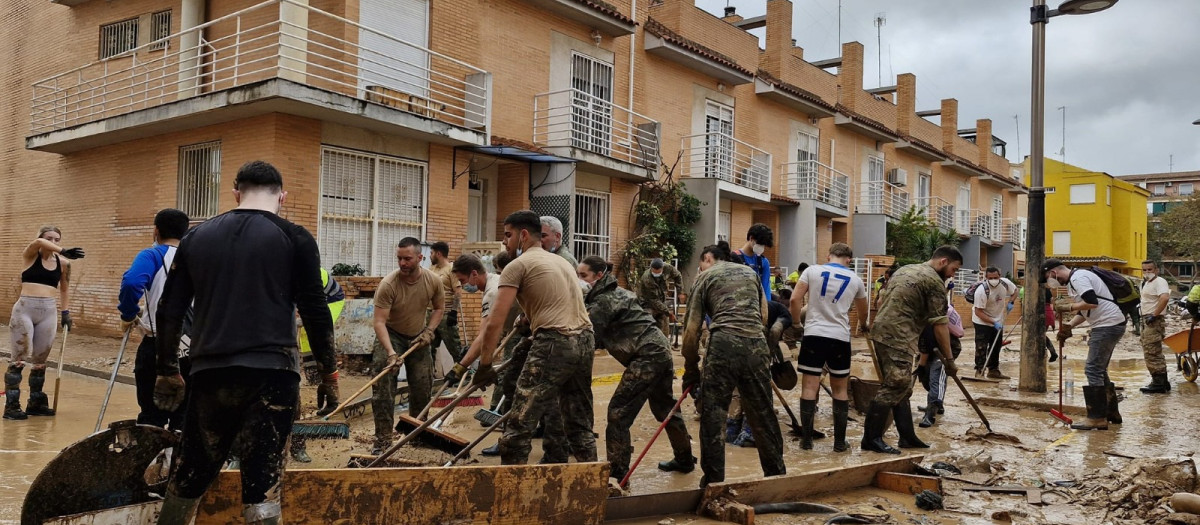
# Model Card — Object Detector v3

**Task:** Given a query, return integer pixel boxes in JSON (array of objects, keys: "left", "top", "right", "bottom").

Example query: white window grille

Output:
[
  {"left": 991, "top": 196, "right": 1003, "bottom": 235},
  {"left": 99, "top": 18, "right": 139, "bottom": 59},
  {"left": 150, "top": 10, "right": 171, "bottom": 51},
  {"left": 570, "top": 53, "right": 614, "bottom": 156},
  {"left": 319, "top": 147, "right": 427, "bottom": 275},
  {"left": 572, "top": 189, "right": 611, "bottom": 261},
  {"left": 796, "top": 131, "right": 819, "bottom": 164},
  {"left": 718, "top": 211, "right": 731, "bottom": 243},
  {"left": 177, "top": 142, "right": 221, "bottom": 220}
]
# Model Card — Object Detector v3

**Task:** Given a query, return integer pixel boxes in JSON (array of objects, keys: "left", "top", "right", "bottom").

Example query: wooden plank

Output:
[
  {"left": 975, "top": 396, "right": 1086, "bottom": 416},
  {"left": 395, "top": 413, "right": 472, "bottom": 454},
  {"left": 700, "top": 456, "right": 922, "bottom": 508},
  {"left": 197, "top": 463, "right": 610, "bottom": 524},
  {"left": 873, "top": 471, "right": 942, "bottom": 495},
  {"left": 702, "top": 497, "right": 754, "bottom": 525},
  {"left": 43, "top": 501, "right": 159, "bottom": 525}
]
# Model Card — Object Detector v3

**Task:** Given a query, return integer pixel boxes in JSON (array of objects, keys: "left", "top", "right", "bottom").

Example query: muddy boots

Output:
[
  {"left": 157, "top": 492, "right": 200, "bottom": 525},
  {"left": 860, "top": 401, "right": 899, "bottom": 454},
  {"left": 831, "top": 399, "right": 850, "bottom": 453},
  {"left": 724, "top": 418, "right": 740, "bottom": 443},
  {"left": 1070, "top": 385, "right": 1109, "bottom": 430},
  {"left": 657, "top": 454, "right": 696, "bottom": 474},
  {"left": 4, "top": 365, "right": 27, "bottom": 420},
  {"left": 1105, "top": 382, "right": 1122, "bottom": 425},
  {"left": 26, "top": 369, "right": 55, "bottom": 416},
  {"left": 799, "top": 399, "right": 817, "bottom": 450},
  {"left": 732, "top": 421, "right": 755, "bottom": 448},
  {"left": 290, "top": 437, "right": 312, "bottom": 463},
  {"left": 919, "top": 402, "right": 940, "bottom": 428},
  {"left": 1140, "top": 373, "right": 1171, "bottom": 394},
  {"left": 893, "top": 403, "right": 929, "bottom": 449}
]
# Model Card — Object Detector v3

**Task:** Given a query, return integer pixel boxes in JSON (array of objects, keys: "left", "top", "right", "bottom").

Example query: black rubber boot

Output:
[
  {"left": 799, "top": 399, "right": 817, "bottom": 450},
  {"left": 832, "top": 399, "right": 849, "bottom": 453},
  {"left": 860, "top": 401, "right": 900, "bottom": 454},
  {"left": 1139, "top": 373, "right": 1170, "bottom": 394},
  {"left": 480, "top": 443, "right": 501, "bottom": 456},
  {"left": 25, "top": 369, "right": 55, "bottom": 416},
  {"left": 657, "top": 454, "right": 696, "bottom": 473},
  {"left": 158, "top": 492, "right": 200, "bottom": 525},
  {"left": 1105, "top": 382, "right": 1122, "bottom": 424},
  {"left": 290, "top": 438, "right": 312, "bottom": 463},
  {"left": 919, "top": 402, "right": 939, "bottom": 428},
  {"left": 4, "top": 366, "right": 27, "bottom": 421},
  {"left": 894, "top": 403, "right": 930, "bottom": 449},
  {"left": 1070, "top": 385, "right": 1109, "bottom": 430}
]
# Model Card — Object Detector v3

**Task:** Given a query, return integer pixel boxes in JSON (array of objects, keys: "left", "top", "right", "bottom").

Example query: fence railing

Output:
[
  {"left": 914, "top": 196, "right": 955, "bottom": 232},
  {"left": 781, "top": 160, "right": 850, "bottom": 211},
  {"left": 679, "top": 132, "right": 772, "bottom": 194},
  {"left": 1003, "top": 218, "right": 1027, "bottom": 249},
  {"left": 30, "top": 0, "right": 492, "bottom": 137},
  {"left": 969, "top": 211, "right": 1002, "bottom": 240},
  {"left": 954, "top": 268, "right": 978, "bottom": 294},
  {"left": 856, "top": 180, "right": 909, "bottom": 218},
  {"left": 956, "top": 208, "right": 976, "bottom": 234},
  {"left": 532, "top": 88, "right": 659, "bottom": 170}
]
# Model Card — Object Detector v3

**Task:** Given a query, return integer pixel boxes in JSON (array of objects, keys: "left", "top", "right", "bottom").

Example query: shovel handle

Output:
[
  {"left": 950, "top": 374, "right": 991, "bottom": 432},
  {"left": 621, "top": 385, "right": 691, "bottom": 488},
  {"left": 444, "top": 411, "right": 512, "bottom": 467},
  {"left": 418, "top": 326, "right": 521, "bottom": 420},
  {"left": 52, "top": 327, "right": 69, "bottom": 412},
  {"left": 321, "top": 340, "right": 421, "bottom": 420}
]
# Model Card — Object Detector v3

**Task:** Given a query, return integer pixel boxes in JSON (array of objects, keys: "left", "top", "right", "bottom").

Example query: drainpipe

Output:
[
  {"left": 178, "top": 0, "right": 205, "bottom": 97},
  {"left": 627, "top": 0, "right": 637, "bottom": 142}
]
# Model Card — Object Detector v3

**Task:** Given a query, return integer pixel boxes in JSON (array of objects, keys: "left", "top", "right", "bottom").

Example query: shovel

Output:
[
  {"left": 95, "top": 327, "right": 132, "bottom": 433},
  {"left": 319, "top": 340, "right": 424, "bottom": 420},
  {"left": 769, "top": 341, "right": 798, "bottom": 391}
]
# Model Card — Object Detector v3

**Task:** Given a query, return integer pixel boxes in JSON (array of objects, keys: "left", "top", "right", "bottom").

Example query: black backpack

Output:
[
  {"left": 1071, "top": 266, "right": 1140, "bottom": 315},
  {"left": 964, "top": 279, "right": 1014, "bottom": 304}
]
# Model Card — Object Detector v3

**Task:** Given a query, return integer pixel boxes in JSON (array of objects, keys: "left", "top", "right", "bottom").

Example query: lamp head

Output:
[{"left": 1056, "top": 0, "right": 1117, "bottom": 15}]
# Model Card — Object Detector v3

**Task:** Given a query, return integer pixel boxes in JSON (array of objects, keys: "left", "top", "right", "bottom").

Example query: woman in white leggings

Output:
[{"left": 6, "top": 226, "right": 84, "bottom": 420}]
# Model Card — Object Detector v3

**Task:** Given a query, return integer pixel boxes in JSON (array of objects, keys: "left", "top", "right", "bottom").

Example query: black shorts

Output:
[{"left": 797, "top": 335, "right": 852, "bottom": 378}]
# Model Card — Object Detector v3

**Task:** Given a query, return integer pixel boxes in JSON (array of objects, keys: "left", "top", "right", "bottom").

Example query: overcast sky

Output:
[{"left": 694, "top": 0, "right": 1200, "bottom": 176}]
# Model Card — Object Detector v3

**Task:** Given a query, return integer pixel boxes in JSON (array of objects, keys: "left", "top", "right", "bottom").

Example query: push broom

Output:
[
  {"left": 1049, "top": 318, "right": 1073, "bottom": 425},
  {"left": 292, "top": 340, "right": 425, "bottom": 439}
]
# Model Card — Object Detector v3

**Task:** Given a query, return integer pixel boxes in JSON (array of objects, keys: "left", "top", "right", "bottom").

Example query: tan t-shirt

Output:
[
  {"left": 374, "top": 267, "right": 444, "bottom": 336},
  {"left": 430, "top": 260, "right": 458, "bottom": 310},
  {"left": 499, "top": 246, "right": 591, "bottom": 335}
]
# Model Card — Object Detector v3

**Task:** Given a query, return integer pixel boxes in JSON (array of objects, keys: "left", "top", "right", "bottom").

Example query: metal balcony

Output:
[
  {"left": 781, "top": 160, "right": 849, "bottom": 215},
  {"left": 967, "top": 210, "right": 1002, "bottom": 241},
  {"left": 679, "top": 132, "right": 771, "bottom": 200},
  {"left": 913, "top": 196, "right": 955, "bottom": 232},
  {"left": 856, "top": 180, "right": 909, "bottom": 219},
  {"left": 532, "top": 88, "right": 660, "bottom": 178},
  {"left": 1003, "top": 218, "right": 1027, "bottom": 249}
]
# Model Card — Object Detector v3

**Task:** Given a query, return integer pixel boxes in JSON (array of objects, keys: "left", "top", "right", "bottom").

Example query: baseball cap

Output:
[{"left": 1040, "top": 258, "right": 1064, "bottom": 281}]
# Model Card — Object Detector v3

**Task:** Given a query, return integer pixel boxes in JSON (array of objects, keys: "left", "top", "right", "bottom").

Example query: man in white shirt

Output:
[
  {"left": 1044, "top": 259, "right": 1126, "bottom": 430},
  {"left": 789, "top": 243, "right": 868, "bottom": 453},
  {"left": 970, "top": 267, "right": 1016, "bottom": 379},
  {"left": 1138, "top": 260, "right": 1171, "bottom": 394}
]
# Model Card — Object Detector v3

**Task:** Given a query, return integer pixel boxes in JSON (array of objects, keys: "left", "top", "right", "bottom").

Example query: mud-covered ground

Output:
[{"left": 1, "top": 319, "right": 1197, "bottom": 523}]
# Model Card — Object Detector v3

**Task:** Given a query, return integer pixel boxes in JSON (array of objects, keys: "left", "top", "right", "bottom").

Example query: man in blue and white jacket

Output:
[{"left": 118, "top": 208, "right": 190, "bottom": 429}]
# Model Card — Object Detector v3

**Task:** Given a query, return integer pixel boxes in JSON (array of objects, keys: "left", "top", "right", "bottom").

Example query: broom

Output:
[
  {"left": 1049, "top": 318, "right": 1073, "bottom": 425},
  {"left": 292, "top": 340, "right": 424, "bottom": 438}
]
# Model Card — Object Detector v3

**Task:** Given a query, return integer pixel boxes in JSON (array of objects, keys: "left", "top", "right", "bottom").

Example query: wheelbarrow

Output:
[{"left": 1163, "top": 305, "right": 1200, "bottom": 383}]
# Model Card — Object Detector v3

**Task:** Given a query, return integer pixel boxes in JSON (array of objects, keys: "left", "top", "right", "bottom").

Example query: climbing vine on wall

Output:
[{"left": 617, "top": 155, "right": 703, "bottom": 281}]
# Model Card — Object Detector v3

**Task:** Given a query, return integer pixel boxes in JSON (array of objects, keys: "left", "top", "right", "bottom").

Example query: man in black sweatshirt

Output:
[{"left": 152, "top": 160, "right": 339, "bottom": 525}]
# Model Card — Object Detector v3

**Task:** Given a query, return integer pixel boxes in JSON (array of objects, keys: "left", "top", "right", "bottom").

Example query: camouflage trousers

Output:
[
  {"left": 699, "top": 331, "right": 785, "bottom": 485},
  {"left": 499, "top": 335, "right": 571, "bottom": 462},
  {"left": 652, "top": 312, "right": 671, "bottom": 340},
  {"left": 489, "top": 328, "right": 524, "bottom": 411},
  {"left": 371, "top": 329, "right": 433, "bottom": 447},
  {"left": 432, "top": 309, "right": 462, "bottom": 363},
  {"left": 499, "top": 330, "right": 597, "bottom": 465},
  {"left": 1141, "top": 316, "right": 1167, "bottom": 375},
  {"left": 607, "top": 351, "right": 691, "bottom": 476},
  {"left": 873, "top": 342, "right": 915, "bottom": 407}
]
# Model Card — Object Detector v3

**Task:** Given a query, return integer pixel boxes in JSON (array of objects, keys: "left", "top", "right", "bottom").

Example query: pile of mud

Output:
[{"left": 1073, "top": 457, "right": 1197, "bottom": 523}]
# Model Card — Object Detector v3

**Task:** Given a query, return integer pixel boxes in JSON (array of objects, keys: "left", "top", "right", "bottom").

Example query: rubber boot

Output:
[
  {"left": 1139, "top": 372, "right": 1170, "bottom": 394},
  {"left": 4, "top": 366, "right": 27, "bottom": 421},
  {"left": 480, "top": 443, "right": 501, "bottom": 456},
  {"left": 860, "top": 401, "right": 900, "bottom": 454},
  {"left": 724, "top": 418, "right": 740, "bottom": 444},
  {"left": 290, "top": 438, "right": 312, "bottom": 463},
  {"left": 919, "top": 402, "right": 939, "bottom": 428},
  {"left": 157, "top": 492, "right": 200, "bottom": 525},
  {"left": 732, "top": 421, "right": 755, "bottom": 448},
  {"left": 243, "top": 501, "right": 281, "bottom": 525},
  {"left": 917, "top": 404, "right": 945, "bottom": 415},
  {"left": 657, "top": 454, "right": 696, "bottom": 473},
  {"left": 893, "top": 403, "right": 930, "bottom": 449},
  {"left": 1070, "top": 385, "right": 1109, "bottom": 430},
  {"left": 831, "top": 399, "right": 849, "bottom": 453},
  {"left": 1105, "top": 382, "right": 1122, "bottom": 424},
  {"left": 798, "top": 399, "right": 817, "bottom": 450},
  {"left": 986, "top": 368, "right": 1010, "bottom": 380},
  {"left": 25, "top": 369, "right": 55, "bottom": 416}
]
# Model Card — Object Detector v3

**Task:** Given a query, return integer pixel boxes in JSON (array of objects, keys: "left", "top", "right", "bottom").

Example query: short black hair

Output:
[
  {"left": 931, "top": 245, "right": 964, "bottom": 264},
  {"left": 397, "top": 237, "right": 422, "bottom": 250},
  {"left": 1142, "top": 260, "right": 1157, "bottom": 268},
  {"left": 985, "top": 266, "right": 1000, "bottom": 275},
  {"left": 777, "top": 289, "right": 792, "bottom": 302},
  {"left": 154, "top": 208, "right": 190, "bottom": 240},
  {"left": 747, "top": 223, "right": 774, "bottom": 248},
  {"left": 581, "top": 255, "right": 607, "bottom": 275},
  {"left": 452, "top": 254, "right": 485, "bottom": 276},
  {"left": 504, "top": 210, "right": 543, "bottom": 237},
  {"left": 234, "top": 160, "right": 283, "bottom": 192},
  {"left": 493, "top": 251, "right": 514, "bottom": 271},
  {"left": 431, "top": 241, "right": 450, "bottom": 258},
  {"left": 884, "top": 266, "right": 897, "bottom": 277},
  {"left": 701, "top": 244, "right": 726, "bottom": 261}
]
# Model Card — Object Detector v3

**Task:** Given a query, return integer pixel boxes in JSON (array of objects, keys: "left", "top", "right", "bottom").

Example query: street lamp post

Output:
[{"left": 1019, "top": 0, "right": 1117, "bottom": 393}]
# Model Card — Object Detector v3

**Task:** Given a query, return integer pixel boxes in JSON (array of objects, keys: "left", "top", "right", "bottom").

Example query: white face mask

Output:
[
  {"left": 752, "top": 244, "right": 765, "bottom": 256},
  {"left": 1047, "top": 277, "right": 1062, "bottom": 289},
  {"left": 579, "top": 279, "right": 591, "bottom": 292},
  {"left": 988, "top": 279, "right": 1001, "bottom": 288},
  {"left": 1145, "top": 273, "right": 1156, "bottom": 281}
]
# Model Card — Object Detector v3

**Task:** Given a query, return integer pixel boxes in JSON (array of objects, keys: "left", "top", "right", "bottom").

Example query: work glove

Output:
[
  {"left": 942, "top": 359, "right": 959, "bottom": 378},
  {"left": 414, "top": 328, "right": 435, "bottom": 350},
  {"left": 153, "top": 374, "right": 187, "bottom": 411},
  {"left": 60, "top": 310, "right": 73, "bottom": 331},
  {"left": 471, "top": 363, "right": 497, "bottom": 388},
  {"left": 1007, "top": 302, "right": 1015, "bottom": 313},
  {"left": 59, "top": 247, "right": 85, "bottom": 260},
  {"left": 1057, "top": 326, "right": 1073, "bottom": 345},
  {"left": 1053, "top": 299, "right": 1074, "bottom": 315},
  {"left": 444, "top": 363, "right": 468, "bottom": 386},
  {"left": 915, "top": 364, "right": 931, "bottom": 391},
  {"left": 681, "top": 367, "right": 701, "bottom": 399},
  {"left": 993, "top": 320, "right": 1003, "bottom": 331},
  {"left": 384, "top": 351, "right": 402, "bottom": 369},
  {"left": 315, "top": 372, "right": 340, "bottom": 416},
  {"left": 119, "top": 311, "right": 141, "bottom": 333}
]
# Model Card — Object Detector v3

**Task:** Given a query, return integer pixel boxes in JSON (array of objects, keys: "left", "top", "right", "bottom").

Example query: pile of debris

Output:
[{"left": 1073, "top": 457, "right": 1197, "bottom": 523}]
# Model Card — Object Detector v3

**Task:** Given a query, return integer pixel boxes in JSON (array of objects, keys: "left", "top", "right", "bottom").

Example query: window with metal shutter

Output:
[
  {"left": 358, "top": 0, "right": 429, "bottom": 100},
  {"left": 573, "top": 189, "right": 611, "bottom": 261},
  {"left": 150, "top": 10, "right": 172, "bottom": 51},
  {"left": 99, "top": 18, "right": 139, "bottom": 59},
  {"left": 177, "top": 142, "right": 221, "bottom": 219},
  {"left": 570, "top": 53, "right": 614, "bottom": 155}
]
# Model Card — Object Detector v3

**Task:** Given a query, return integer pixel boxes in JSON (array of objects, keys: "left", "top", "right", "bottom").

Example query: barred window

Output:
[
  {"left": 99, "top": 18, "right": 139, "bottom": 59},
  {"left": 177, "top": 142, "right": 222, "bottom": 220},
  {"left": 150, "top": 10, "right": 172, "bottom": 51},
  {"left": 572, "top": 189, "right": 611, "bottom": 261}
]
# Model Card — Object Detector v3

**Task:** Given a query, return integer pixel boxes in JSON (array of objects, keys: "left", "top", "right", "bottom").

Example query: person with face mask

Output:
[
  {"left": 1042, "top": 258, "right": 1126, "bottom": 431},
  {"left": 539, "top": 215, "right": 578, "bottom": 268},
  {"left": 637, "top": 258, "right": 683, "bottom": 338},
  {"left": 737, "top": 223, "right": 776, "bottom": 301},
  {"left": 971, "top": 267, "right": 1016, "bottom": 379},
  {"left": 1138, "top": 260, "right": 1171, "bottom": 394},
  {"left": 863, "top": 246, "right": 963, "bottom": 454}
]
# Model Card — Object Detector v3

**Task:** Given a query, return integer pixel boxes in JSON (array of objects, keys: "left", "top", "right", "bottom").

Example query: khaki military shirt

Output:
[
  {"left": 429, "top": 260, "right": 459, "bottom": 311},
  {"left": 499, "top": 246, "right": 591, "bottom": 335},
  {"left": 870, "top": 263, "right": 949, "bottom": 356},
  {"left": 375, "top": 267, "right": 444, "bottom": 336},
  {"left": 684, "top": 261, "right": 765, "bottom": 338}
]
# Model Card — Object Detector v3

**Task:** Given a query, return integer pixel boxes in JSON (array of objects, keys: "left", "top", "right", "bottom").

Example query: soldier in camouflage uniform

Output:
[
  {"left": 637, "top": 258, "right": 684, "bottom": 338},
  {"left": 864, "top": 246, "right": 962, "bottom": 454},
  {"left": 682, "top": 245, "right": 784, "bottom": 487},
  {"left": 578, "top": 256, "right": 694, "bottom": 482}
]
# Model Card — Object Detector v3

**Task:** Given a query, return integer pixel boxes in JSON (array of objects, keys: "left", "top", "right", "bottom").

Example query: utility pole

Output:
[{"left": 874, "top": 12, "right": 886, "bottom": 86}]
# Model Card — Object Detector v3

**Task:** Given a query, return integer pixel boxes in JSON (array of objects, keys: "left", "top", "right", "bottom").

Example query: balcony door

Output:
[
  {"left": 862, "top": 154, "right": 884, "bottom": 213},
  {"left": 957, "top": 185, "right": 972, "bottom": 233},
  {"left": 359, "top": 0, "right": 429, "bottom": 100},
  {"left": 571, "top": 53, "right": 613, "bottom": 155},
  {"left": 992, "top": 196, "right": 1004, "bottom": 239},
  {"left": 704, "top": 101, "right": 734, "bottom": 182}
]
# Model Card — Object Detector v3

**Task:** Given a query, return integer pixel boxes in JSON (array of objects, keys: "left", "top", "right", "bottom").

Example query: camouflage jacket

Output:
[
  {"left": 870, "top": 262, "right": 949, "bottom": 355},
  {"left": 685, "top": 261, "right": 766, "bottom": 338},
  {"left": 584, "top": 273, "right": 671, "bottom": 366},
  {"left": 636, "top": 264, "right": 682, "bottom": 316}
]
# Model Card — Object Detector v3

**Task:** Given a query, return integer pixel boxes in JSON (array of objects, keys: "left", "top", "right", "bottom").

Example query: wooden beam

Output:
[
  {"left": 702, "top": 497, "right": 755, "bottom": 525},
  {"left": 197, "top": 463, "right": 610, "bottom": 524},
  {"left": 700, "top": 456, "right": 922, "bottom": 508},
  {"left": 873, "top": 471, "right": 942, "bottom": 495}
]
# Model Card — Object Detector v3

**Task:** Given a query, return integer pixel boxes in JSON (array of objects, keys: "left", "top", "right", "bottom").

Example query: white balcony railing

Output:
[
  {"left": 954, "top": 268, "right": 978, "bottom": 293},
  {"left": 782, "top": 160, "right": 850, "bottom": 211},
  {"left": 30, "top": 0, "right": 492, "bottom": 137},
  {"left": 969, "top": 210, "right": 1002, "bottom": 240},
  {"left": 914, "top": 196, "right": 955, "bottom": 232},
  {"left": 1003, "top": 218, "right": 1027, "bottom": 249},
  {"left": 532, "top": 89, "right": 659, "bottom": 170},
  {"left": 956, "top": 208, "right": 975, "bottom": 234},
  {"left": 679, "top": 133, "right": 771, "bottom": 194},
  {"left": 856, "top": 180, "right": 909, "bottom": 219}
]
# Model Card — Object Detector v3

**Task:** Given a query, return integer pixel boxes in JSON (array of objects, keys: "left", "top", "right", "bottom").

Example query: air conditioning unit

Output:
[
  {"left": 1166, "top": 181, "right": 1173, "bottom": 187},
  {"left": 887, "top": 168, "right": 908, "bottom": 186}
]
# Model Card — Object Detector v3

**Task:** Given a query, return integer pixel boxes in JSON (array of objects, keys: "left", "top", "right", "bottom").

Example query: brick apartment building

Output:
[
  {"left": 0, "top": 0, "right": 1026, "bottom": 333},
  {"left": 1116, "top": 169, "right": 1200, "bottom": 281}
]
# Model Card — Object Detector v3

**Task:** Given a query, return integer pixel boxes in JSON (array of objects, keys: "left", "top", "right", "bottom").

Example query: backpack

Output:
[
  {"left": 963, "top": 279, "right": 1014, "bottom": 305},
  {"left": 1072, "top": 266, "right": 1140, "bottom": 315}
]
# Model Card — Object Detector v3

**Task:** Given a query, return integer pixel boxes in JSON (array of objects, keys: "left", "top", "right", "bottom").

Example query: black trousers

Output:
[
  {"left": 168, "top": 367, "right": 298, "bottom": 504},
  {"left": 973, "top": 323, "right": 1002, "bottom": 371},
  {"left": 133, "top": 336, "right": 190, "bottom": 429}
]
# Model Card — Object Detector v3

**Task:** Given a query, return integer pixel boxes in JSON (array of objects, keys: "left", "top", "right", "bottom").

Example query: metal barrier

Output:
[{"left": 914, "top": 196, "right": 956, "bottom": 232}]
